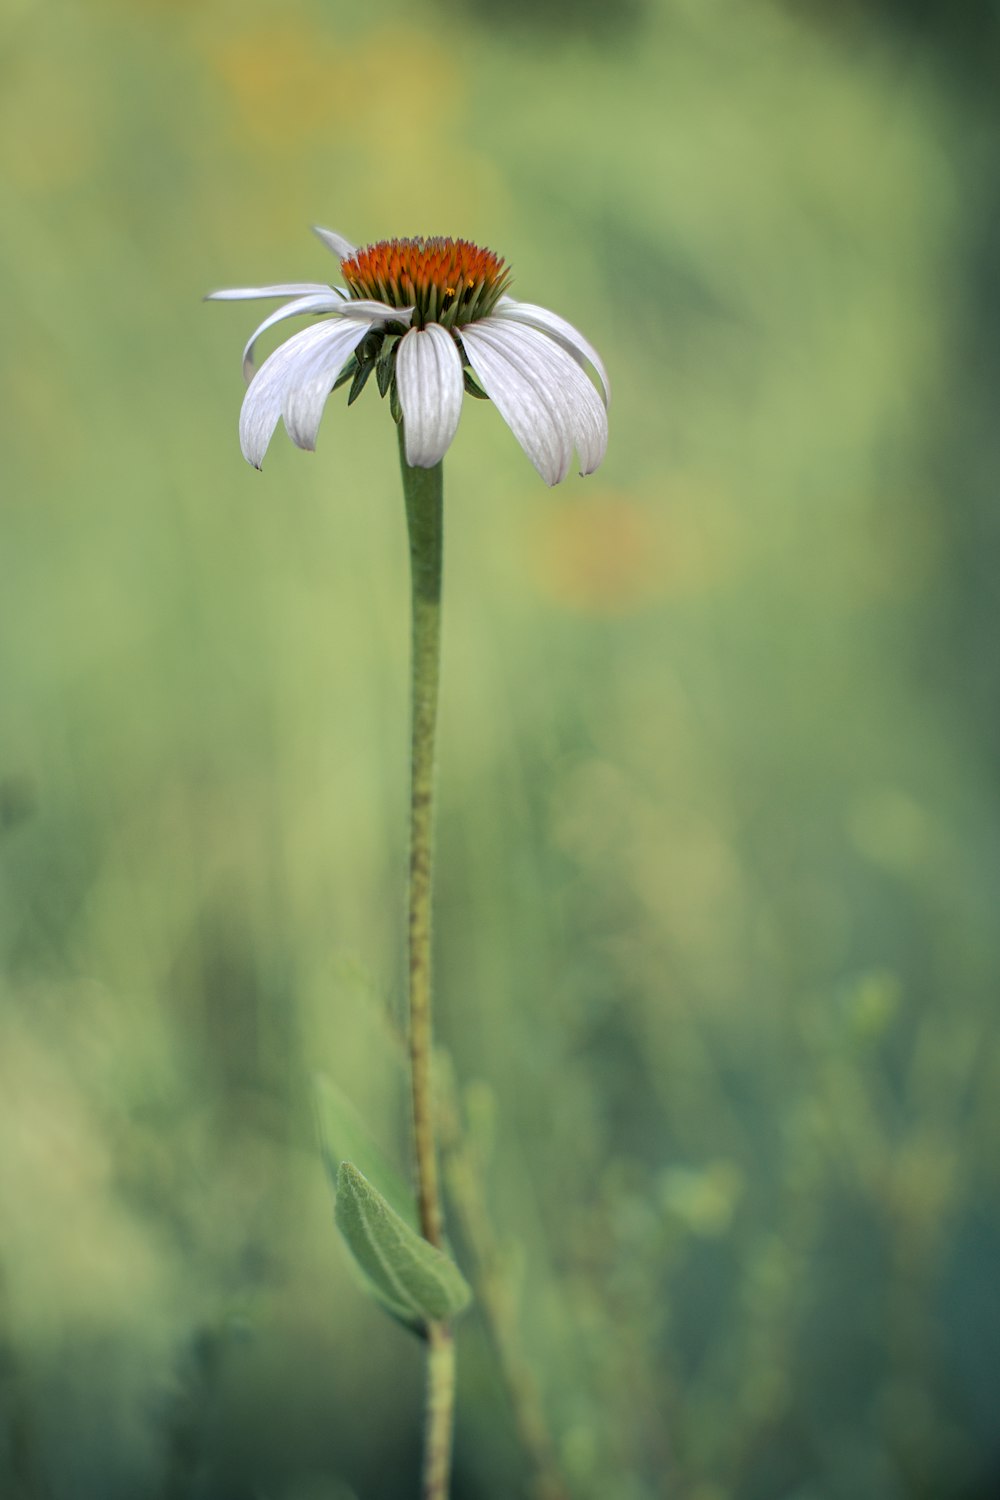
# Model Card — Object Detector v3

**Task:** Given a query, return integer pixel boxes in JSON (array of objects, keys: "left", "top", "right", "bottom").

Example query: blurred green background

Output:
[{"left": 2, "top": 0, "right": 999, "bottom": 1496}]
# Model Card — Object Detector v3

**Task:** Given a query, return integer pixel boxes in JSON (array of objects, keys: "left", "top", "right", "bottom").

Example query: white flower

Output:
[{"left": 207, "top": 227, "right": 610, "bottom": 485}]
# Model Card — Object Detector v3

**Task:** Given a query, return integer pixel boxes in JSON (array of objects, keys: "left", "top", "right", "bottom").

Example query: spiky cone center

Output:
[{"left": 341, "top": 237, "right": 512, "bottom": 330}]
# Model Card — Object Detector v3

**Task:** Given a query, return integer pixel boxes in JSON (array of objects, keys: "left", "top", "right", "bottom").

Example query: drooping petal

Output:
[
  {"left": 239, "top": 320, "right": 366, "bottom": 468},
  {"left": 336, "top": 299, "right": 416, "bottom": 325},
  {"left": 495, "top": 297, "right": 611, "bottom": 407},
  {"left": 508, "top": 321, "right": 607, "bottom": 477},
  {"left": 281, "top": 317, "right": 375, "bottom": 454},
  {"left": 242, "top": 293, "right": 349, "bottom": 382},
  {"left": 563, "top": 356, "right": 609, "bottom": 476},
  {"left": 396, "top": 324, "right": 464, "bottom": 468},
  {"left": 206, "top": 283, "right": 337, "bottom": 301},
  {"left": 517, "top": 325, "right": 608, "bottom": 477},
  {"left": 313, "top": 227, "right": 359, "bottom": 261},
  {"left": 459, "top": 319, "right": 599, "bottom": 485}
]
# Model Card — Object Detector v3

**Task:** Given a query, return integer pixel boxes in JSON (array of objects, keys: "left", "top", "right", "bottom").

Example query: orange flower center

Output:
[{"left": 341, "top": 237, "right": 512, "bottom": 328}]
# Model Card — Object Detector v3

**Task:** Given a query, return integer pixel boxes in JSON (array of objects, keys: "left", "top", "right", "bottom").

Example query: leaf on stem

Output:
[
  {"left": 313, "top": 1074, "right": 418, "bottom": 1228},
  {"left": 334, "top": 1162, "right": 473, "bottom": 1326}
]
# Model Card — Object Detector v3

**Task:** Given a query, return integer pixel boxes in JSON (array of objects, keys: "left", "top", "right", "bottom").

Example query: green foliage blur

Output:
[{"left": 2, "top": 1, "right": 998, "bottom": 1497}]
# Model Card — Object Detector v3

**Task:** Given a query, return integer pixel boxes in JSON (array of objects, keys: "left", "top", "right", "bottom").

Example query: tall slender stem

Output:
[
  {"left": 400, "top": 423, "right": 445, "bottom": 1252},
  {"left": 398, "top": 422, "right": 455, "bottom": 1499}
]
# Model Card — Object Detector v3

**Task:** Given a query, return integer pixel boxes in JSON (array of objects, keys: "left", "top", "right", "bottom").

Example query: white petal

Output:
[
  {"left": 396, "top": 325, "right": 464, "bottom": 468},
  {"left": 239, "top": 320, "right": 367, "bottom": 468},
  {"left": 206, "top": 283, "right": 336, "bottom": 301},
  {"left": 535, "top": 330, "right": 608, "bottom": 476},
  {"left": 281, "top": 317, "right": 374, "bottom": 453},
  {"left": 242, "top": 293, "right": 348, "bottom": 382},
  {"left": 312, "top": 226, "right": 359, "bottom": 261},
  {"left": 336, "top": 298, "right": 415, "bottom": 325},
  {"left": 495, "top": 297, "right": 610, "bottom": 407},
  {"left": 460, "top": 319, "right": 609, "bottom": 485}
]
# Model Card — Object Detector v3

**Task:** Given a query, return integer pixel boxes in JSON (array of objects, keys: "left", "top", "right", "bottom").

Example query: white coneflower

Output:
[
  {"left": 207, "top": 226, "right": 609, "bottom": 484},
  {"left": 207, "top": 223, "right": 608, "bottom": 1500}
]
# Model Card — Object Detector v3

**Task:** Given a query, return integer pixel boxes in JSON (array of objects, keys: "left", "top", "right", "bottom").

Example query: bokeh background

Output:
[{"left": 2, "top": 0, "right": 999, "bottom": 1496}]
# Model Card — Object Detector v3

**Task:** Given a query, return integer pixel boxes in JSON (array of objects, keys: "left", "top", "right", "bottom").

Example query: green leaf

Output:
[
  {"left": 313, "top": 1074, "right": 418, "bottom": 1228},
  {"left": 334, "top": 1162, "right": 472, "bottom": 1325}
]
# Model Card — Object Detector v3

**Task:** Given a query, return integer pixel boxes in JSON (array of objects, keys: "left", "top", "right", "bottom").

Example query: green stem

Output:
[
  {"left": 400, "top": 422, "right": 445, "bottom": 1252},
  {"left": 398, "top": 422, "right": 455, "bottom": 1499},
  {"left": 423, "top": 1321, "right": 457, "bottom": 1500}
]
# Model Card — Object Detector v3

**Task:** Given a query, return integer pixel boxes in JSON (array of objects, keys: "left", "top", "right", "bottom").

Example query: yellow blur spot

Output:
[
  {"left": 203, "top": 24, "right": 463, "bottom": 149},
  {"left": 529, "top": 481, "right": 747, "bottom": 615}
]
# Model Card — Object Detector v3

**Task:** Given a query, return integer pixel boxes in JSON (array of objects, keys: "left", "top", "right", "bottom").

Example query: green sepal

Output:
[
  {"left": 333, "top": 356, "right": 358, "bottom": 391},
  {"left": 334, "top": 1162, "right": 472, "bottom": 1328},
  {"left": 389, "top": 378, "right": 402, "bottom": 424},
  {"left": 347, "top": 356, "right": 378, "bottom": 406},
  {"left": 376, "top": 345, "right": 396, "bottom": 398},
  {"left": 313, "top": 1074, "right": 419, "bottom": 1228},
  {"left": 463, "top": 369, "right": 489, "bottom": 400}
]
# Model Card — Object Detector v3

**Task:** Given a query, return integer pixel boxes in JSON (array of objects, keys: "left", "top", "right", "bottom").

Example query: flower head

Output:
[{"left": 207, "top": 227, "right": 609, "bottom": 485}]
